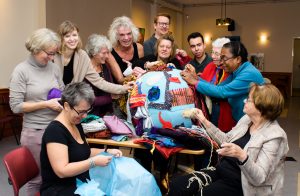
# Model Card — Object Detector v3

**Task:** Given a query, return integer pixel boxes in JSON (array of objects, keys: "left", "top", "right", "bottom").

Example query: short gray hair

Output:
[
  {"left": 85, "top": 34, "right": 112, "bottom": 58},
  {"left": 61, "top": 82, "right": 95, "bottom": 108},
  {"left": 25, "top": 28, "right": 60, "bottom": 54},
  {"left": 108, "top": 16, "right": 139, "bottom": 47},
  {"left": 212, "top": 37, "right": 230, "bottom": 48}
]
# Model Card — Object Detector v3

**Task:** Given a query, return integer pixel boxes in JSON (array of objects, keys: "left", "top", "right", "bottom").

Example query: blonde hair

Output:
[
  {"left": 250, "top": 83, "right": 284, "bottom": 121},
  {"left": 25, "top": 28, "right": 60, "bottom": 54},
  {"left": 58, "top": 20, "right": 82, "bottom": 52},
  {"left": 108, "top": 16, "right": 139, "bottom": 47},
  {"left": 85, "top": 34, "right": 112, "bottom": 58}
]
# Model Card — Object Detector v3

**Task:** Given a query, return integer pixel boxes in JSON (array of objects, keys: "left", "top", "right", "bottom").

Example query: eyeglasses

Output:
[
  {"left": 72, "top": 106, "right": 93, "bottom": 116},
  {"left": 43, "top": 50, "right": 56, "bottom": 57},
  {"left": 243, "top": 98, "right": 253, "bottom": 103},
  {"left": 220, "top": 55, "right": 235, "bottom": 62},
  {"left": 157, "top": 22, "right": 169, "bottom": 27},
  {"left": 211, "top": 50, "right": 221, "bottom": 56}
]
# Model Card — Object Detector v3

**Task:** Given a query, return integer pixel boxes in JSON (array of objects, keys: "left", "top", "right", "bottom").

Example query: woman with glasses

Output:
[
  {"left": 169, "top": 83, "right": 288, "bottom": 196},
  {"left": 196, "top": 37, "right": 235, "bottom": 132},
  {"left": 40, "top": 82, "right": 122, "bottom": 195},
  {"left": 85, "top": 34, "right": 114, "bottom": 117},
  {"left": 9, "top": 28, "right": 64, "bottom": 195},
  {"left": 54, "top": 20, "right": 131, "bottom": 94},
  {"left": 182, "top": 41, "right": 264, "bottom": 122}
]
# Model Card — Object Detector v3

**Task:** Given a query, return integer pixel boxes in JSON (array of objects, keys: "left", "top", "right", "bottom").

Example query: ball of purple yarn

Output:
[{"left": 47, "top": 88, "right": 62, "bottom": 100}]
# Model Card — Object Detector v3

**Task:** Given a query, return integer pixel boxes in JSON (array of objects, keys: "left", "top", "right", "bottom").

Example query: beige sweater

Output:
[
  {"left": 54, "top": 49, "right": 127, "bottom": 94},
  {"left": 207, "top": 115, "right": 289, "bottom": 196}
]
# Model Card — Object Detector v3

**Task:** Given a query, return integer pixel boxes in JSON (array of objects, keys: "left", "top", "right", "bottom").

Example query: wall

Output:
[
  {"left": 46, "top": 0, "right": 131, "bottom": 45},
  {"left": 183, "top": 1, "right": 300, "bottom": 73},
  {"left": 0, "top": 0, "right": 46, "bottom": 88},
  {"left": 131, "top": 0, "right": 152, "bottom": 41},
  {"left": 132, "top": 0, "right": 183, "bottom": 48}
]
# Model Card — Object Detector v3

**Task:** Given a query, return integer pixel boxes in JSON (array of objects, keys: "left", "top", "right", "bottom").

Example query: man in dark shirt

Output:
[
  {"left": 143, "top": 13, "right": 171, "bottom": 56},
  {"left": 187, "top": 32, "right": 212, "bottom": 74}
]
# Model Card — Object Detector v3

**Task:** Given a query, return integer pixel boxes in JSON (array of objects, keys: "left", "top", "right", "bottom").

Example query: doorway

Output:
[{"left": 292, "top": 38, "right": 300, "bottom": 96}]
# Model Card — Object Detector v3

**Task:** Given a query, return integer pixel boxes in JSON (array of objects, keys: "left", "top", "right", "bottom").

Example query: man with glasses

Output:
[
  {"left": 186, "top": 32, "right": 212, "bottom": 74},
  {"left": 143, "top": 13, "right": 171, "bottom": 56}
]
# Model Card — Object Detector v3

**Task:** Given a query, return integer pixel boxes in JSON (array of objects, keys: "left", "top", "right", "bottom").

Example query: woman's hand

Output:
[
  {"left": 107, "top": 149, "right": 123, "bottom": 157},
  {"left": 195, "top": 109, "right": 206, "bottom": 123},
  {"left": 216, "top": 142, "right": 248, "bottom": 162},
  {"left": 176, "top": 49, "right": 188, "bottom": 57},
  {"left": 132, "top": 67, "right": 146, "bottom": 77},
  {"left": 122, "top": 59, "right": 133, "bottom": 76},
  {"left": 46, "top": 98, "right": 63, "bottom": 112},
  {"left": 93, "top": 155, "right": 113, "bottom": 167},
  {"left": 123, "top": 81, "right": 135, "bottom": 91},
  {"left": 180, "top": 65, "right": 199, "bottom": 85}
]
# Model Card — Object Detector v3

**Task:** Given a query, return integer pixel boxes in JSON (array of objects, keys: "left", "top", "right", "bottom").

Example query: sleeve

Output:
[
  {"left": 195, "top": 67, "right": 261, "bottom": 99},
  {"left": 9, "top": 65, "right": 26, "bottom": 114},
  {"left": 205, "top": 115, "right": 249, "bottom": 145},
  {"left": 53, "top": 63, "right": 65, "bottom": 90},
  {"left": 82, "top": 53, "right": 127, "bottom": 94},
  {"left": 240, "top": 136, "right": 285, "bottom": 186},
  {"left": 170, "top": 58, "right": 183, "bottom": 70},
  {"left": 43, "top": 121, "right": 69, "bottom": 145},
  {"left": 143, "top": 40, "right": 153, "bottom": 56},
  {"left": 93, "top": 95, "right": 112, "bottom": 106},
  {"left": 132, "top": 55, "right": 156, "bottom": 68}
]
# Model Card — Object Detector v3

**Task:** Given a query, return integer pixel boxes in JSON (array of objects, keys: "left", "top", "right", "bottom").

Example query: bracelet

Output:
[
  {"left": 238, "top": 155, "right": 249, "bottom": 165},
  {"left": 89, "top": 157, "right": 96, "bottom": 168}
]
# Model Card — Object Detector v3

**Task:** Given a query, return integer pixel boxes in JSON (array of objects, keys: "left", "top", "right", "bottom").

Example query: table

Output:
[{"left": 87, "top": 138, "right": 205, "bottom": 155}]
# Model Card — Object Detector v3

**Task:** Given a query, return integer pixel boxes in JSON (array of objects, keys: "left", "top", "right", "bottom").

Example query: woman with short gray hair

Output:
[
  {"left": 85, "top": 34, "right": 114, "bottom": 116},
  {"left": 9, "top": 28, "right": 64, "bottom": 195},
  {"left": 40, "top": 82, "right": 123, "bottom": 195}
]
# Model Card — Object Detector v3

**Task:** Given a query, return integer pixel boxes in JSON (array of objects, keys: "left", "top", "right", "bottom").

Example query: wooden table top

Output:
[{"left": 87, "top": 138, "right": 205, "bottom": 155}]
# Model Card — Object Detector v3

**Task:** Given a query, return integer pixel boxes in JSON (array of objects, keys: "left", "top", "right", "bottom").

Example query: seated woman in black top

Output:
[
  {"left": 40, "top": 82, "right": 122, "bottom": 196},
  {"left": 85, "top": 34, "right": 114, "bottom": 117}
]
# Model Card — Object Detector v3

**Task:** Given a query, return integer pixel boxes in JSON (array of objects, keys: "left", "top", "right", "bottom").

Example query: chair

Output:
[
  {"left": 3, "top": 146, "right": 40, "bottom": 196},
  {"left": 0, "top": 93, "right": 22, "bottom": 145}
]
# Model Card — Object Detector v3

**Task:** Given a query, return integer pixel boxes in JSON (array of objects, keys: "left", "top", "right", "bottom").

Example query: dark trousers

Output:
[{"left": 168, "top": 168, "right": 243, "bottom": 196}]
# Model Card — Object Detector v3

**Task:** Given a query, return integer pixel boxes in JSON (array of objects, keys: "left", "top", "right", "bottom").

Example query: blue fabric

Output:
[
  {"left": 75, "top": 179, "right": 105, "bottom": 196},
  {"left": 89, "top": 153, "right": 161, "bottom": 196},
  {"left": 196, "top": 61, "right": 264, "bottom": 121},
  {"left": 111, "top": 135, "right": 128, "bottom": 142},
  {"left": 147, "top": 133, "right": 183, "bottom": 147},
  {"left": 137, "top": 69, "right": 195, "bottom": 128},
  {"left": 148, "top": 86, "right": 160, "bottom": 101}
]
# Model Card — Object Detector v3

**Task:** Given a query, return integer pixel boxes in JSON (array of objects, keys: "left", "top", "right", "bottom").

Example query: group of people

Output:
[{"left": 9, "top": 12, "right": 288, "bottom": 196}]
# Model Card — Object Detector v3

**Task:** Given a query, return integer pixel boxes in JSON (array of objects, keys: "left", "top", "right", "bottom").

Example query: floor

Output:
[{"left": 0, "top": 96, "right": 300, "bottom": 196}]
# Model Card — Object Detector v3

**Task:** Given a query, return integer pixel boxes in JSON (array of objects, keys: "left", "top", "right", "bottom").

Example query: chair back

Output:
[{"left": 3, "top": 146, "right": 39, "bottom": 196}]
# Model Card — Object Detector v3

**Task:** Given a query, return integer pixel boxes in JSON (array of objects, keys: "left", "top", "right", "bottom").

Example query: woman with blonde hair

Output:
[
  {"left": 106, "top": 16, "right": 144, "bottom": 83},
  {"left": 54, "top": 20, "right": 131, "bottom": 94},
  {"left": 9, "top": 28, "right": 64, "bottom": 195}
]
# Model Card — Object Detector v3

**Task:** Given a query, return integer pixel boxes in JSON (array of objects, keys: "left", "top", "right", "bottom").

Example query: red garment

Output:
[
  {"left": 200, "top": 62, "right": 236, "bottom": 132},
  {"left": 134, "top": 139, "right": 184, "bottom": 159}
]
